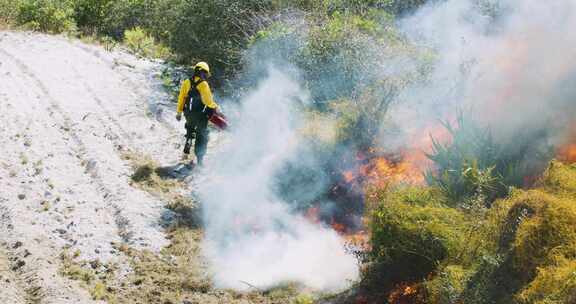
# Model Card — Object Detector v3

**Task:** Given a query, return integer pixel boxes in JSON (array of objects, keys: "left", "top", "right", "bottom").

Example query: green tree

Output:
[
  {"left": 168, "top": 0, "right": 273, "bottom": 81},
  {"left": 17, "top": 0, "right": 76, "bottom": 33},
  {"left": 73, "top": 0, "right": 114, "bottom": 34}
]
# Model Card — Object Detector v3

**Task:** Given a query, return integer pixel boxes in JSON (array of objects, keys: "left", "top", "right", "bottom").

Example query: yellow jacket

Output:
[{"left": 176, "top": 76, "right": 218, "bottom": 113}]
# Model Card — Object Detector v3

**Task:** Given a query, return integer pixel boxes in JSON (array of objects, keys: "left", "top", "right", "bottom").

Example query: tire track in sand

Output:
[
  {"left": 0, "top": 48, "right": 134, "bottom": 243},
  {"left": 0, "top": 204, "right": 41, "bottom": 304},
  {"left": 70, "top": 65, "right": 135, "bottom": 147},
  {"left": 70, "top": 41, "right": 178, "bottom": 134}
]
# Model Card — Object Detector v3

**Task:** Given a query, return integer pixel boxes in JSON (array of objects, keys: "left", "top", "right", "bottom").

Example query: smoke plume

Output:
[
  {"left": 386, "top": 0, "right": 576, "bottom": 156},
  {"left": 195, "top": 0, "right": 576, "bottom": 291},
  {"left": 197, "top": 68, "right": 358, "bottom": 290}
]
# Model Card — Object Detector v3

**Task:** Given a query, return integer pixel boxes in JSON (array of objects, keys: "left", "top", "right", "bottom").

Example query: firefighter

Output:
[{"left": 176, "top": 62, "right": 218, "bottom": 165}]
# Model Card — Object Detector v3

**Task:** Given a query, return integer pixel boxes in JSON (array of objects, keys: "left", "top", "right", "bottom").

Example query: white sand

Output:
[{"left": 0, "top": 31, "right": 190, "bottom": 303}]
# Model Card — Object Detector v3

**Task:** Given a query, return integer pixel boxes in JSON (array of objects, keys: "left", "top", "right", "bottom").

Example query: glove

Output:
[
  {"left": 205, "top": 107, "right": 215, "bottom": 119},
  {"left": 176, "top": 113, "right": 182, "bottom": 121}
]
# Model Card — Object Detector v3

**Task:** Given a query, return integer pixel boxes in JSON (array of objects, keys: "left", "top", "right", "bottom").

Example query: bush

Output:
[
  {"left": 248, "top": 10, "right": 415, "bottom": 151},
  {"left": 247, "top": 7, "right": 407, "bottom": 94},
  {"left": 538, "top": 159, "right": 576, "bottom": 197},
  {"left": 96, "top": 0, "right": 149, "bottom": 39},
  {"left": 367, "top": 186, "right": 470, "bottom": 289},
  {"left": 0, "top": 0, "right": 21, "bottom": 26},
  {"left": 97, "top": 0, "right": 178, "bottom": 38},
  {"left": 382, "top": 0, "right": 428, "bottom": 15},
  {"left": 505, "top": 191, "right": 576, "bottom": 282},
  {"left": 289, "top": 0, "right": 428, "bottom": 16},
  {"left": 425, "top": 265, "right": 474, "bottom": 304},
  {"left": 168, "top": 0, "right": 272, "bottom": 82},
  {"left": 310, "top": 84, "right": 401, "bottom": 151},
  {"left": 73, "top": 0, "right": 115, "bottom": 34},
  {"left": 426, "top": 115, "right": 504, "bottom": 204},
  {"left": 425, "top": 114, "right": 553, "bottom": 206},
  {"left": 124, "top": 27, "right": 170, "bottom": 59},
  {"left": 517, "top": 257, "right": 576, "bottom": 304},
  {"left": 124, "top": 27, "right": 153, "bottom": 55},
  {"left": 364, "top": 160, "right": 576, "bottom": 302},
  {"left": 458, "top": 188, "right": 576, "bottom": 303},
  {"left": 17, "top": 0, "right": 76, "bottom": 33}
]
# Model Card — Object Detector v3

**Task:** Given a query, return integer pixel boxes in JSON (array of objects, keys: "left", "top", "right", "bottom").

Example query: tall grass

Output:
[{"left": 425, "top": 114, "right": 531, "bottom": 206}]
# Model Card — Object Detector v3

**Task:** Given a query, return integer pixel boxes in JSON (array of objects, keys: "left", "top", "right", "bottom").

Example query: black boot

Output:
[{"left": 183, "top": 138, "right": 192, "bottom": 155}]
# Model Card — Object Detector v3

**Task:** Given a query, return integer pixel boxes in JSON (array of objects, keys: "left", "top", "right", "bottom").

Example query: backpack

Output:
[{"left": 183, "top": 78, "right": 206, "bottom": 114}]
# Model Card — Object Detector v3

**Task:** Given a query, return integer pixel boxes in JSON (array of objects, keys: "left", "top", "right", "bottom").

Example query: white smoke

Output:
[
  {"left": 194, "top": 0, "right": 576, "bottom": 291},
  {"left": 385, "top": 0, "right": 576, "bottom": 150},
  {"left": 198, "top": 68, "right": 358, "bottom": 290}
]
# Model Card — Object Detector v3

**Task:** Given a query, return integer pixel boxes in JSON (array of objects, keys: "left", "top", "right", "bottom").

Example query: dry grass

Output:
[
  {"left": 58, "top": 151, "right": 310, "bottom": 304},
  {"left": 61, "top": 228, "right": 307, "bottom": 304},
  {"left": 123, "top": 151, "right": 180, "bottom": 193},
  {"left": 59, "top": 251, "right": 117, "bottom": 302}
]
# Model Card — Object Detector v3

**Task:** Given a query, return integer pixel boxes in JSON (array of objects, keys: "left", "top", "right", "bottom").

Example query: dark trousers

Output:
[{"left": 184, "top": 111, "right": 209, "bottom": 163}]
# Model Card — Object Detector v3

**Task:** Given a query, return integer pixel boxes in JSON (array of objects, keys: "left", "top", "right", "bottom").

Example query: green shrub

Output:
[
  {"left": 517, "top": 257, "right": 576, "bottom": 304},
  {"left": 425, "top": 114, "right": 543, "bottom": 206},
  {"left": 364, "top": 161, "right": 576, "bottom": 302},
  {"left": 460, "top": 188, "right": 576, "bottom": 303},
  {"left": 124, "top": 27, "right": 153, "bottom": 55},
  {"left": 292, "top": 293, "right": 314, "bottom": 304},
  {"left": 538, "top": 160, "right": 576, "bottom": 197},
  {"left": 139, "top": 0, "right": 187, "bottom": 42},
  {"left": 97, "top": 0, "right": 179, "bottom": 38},
  {"left": 124, "top": 27, "right": 170, "bottom": 59},
  {"left": 100, "top": 35, "right": 117, "bottom": 52},
  {"left": 367, "top": 184, "right": 448, "bottom": 209},
  {"left": 299, "top": 11, "right": 402, "bottom": 101},
  {"left": 97, "top": 0, "right": 149, "bottom": 39},
  {"left": 0, "top": 0, "right": 21, "bottom": 26},
  {"left": 247, "top": 7, "right": 410, "bottom": 99},
  {"left": 248, "top": 11, "right": 415, "bottom": 151},
  {"left": 168, "top": 0, "right": 272, "bottom": 82},
  {"left": 381, "top": 0, "right": 428, "bottom": 15},
  {"left": 306, "top": 0, "right": 427, "bottom": 16},
  {"left": 506, "top": 191, "right": 576, "bottom": 281},
  {"left": 367, "top": 186, "right": 470, "bottom": 289},
  {"left": 17, "top": 0, "right": 76, "bottom": 33},
  {"left": 73, "top": 0, "right": 115, "bottom": 34},
  {"left": 425, "top": 265, "right": 474, "bottom": 304},
  {"left": 90, "top": 282, "right": 108, "bottom": 300}
]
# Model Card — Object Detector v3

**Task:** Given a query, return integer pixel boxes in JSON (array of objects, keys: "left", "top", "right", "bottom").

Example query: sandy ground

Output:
[{"left": 0, "top": 31, "right": 205, "bottom": 303}]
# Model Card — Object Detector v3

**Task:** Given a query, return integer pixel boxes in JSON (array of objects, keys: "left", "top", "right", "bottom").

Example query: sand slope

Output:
[{"left": 0, "top": 31, "right": 188, "bottom": 303}]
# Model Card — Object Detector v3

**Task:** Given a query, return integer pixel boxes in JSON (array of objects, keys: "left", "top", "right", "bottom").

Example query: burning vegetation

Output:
[
  {"left": 283, "top": 27, "right": 576, "bottom": 294},
  {"left": 298, "top": 89, "right": 576, "bottom": 304},
  {"left": 5, "top": 0, "right": 576, "bottom": 302},
  {"left": 557, "top": 126, "right": 576, "bottom": 164},
  {"left": 315, "top": 124, "right": 576, "bottom": 304},
  {"left": 300, "top": 108, "right": 576, "bottom": 303}
]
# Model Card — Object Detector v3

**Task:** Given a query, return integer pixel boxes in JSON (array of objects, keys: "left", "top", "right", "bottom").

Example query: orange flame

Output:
[
  {"left": 305, "top": 206, "right": 320, "bottom": 224},
  {"left": 557, "top": 124, "right": 576, "bottom": 164},
  {"left": 558, "top": 144, "right": 576, "bottom": 163},
  {"left": 359, "top": 122, "right": 452, "bottom": 188},
  {"left": 331, "top": 219, "right": 347, "bottom": 234},
  {"left": 557, "top": 131, "right": 576, "bottom": 164},
  {"left": 341, "top": 149, "right": 429, "bottom": 191},
  {"left": 343, "top": 170, "right": 356, "bottom": 183},
  {"left": 388, "top": 282, "right": 422, "bottom": 304}
]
